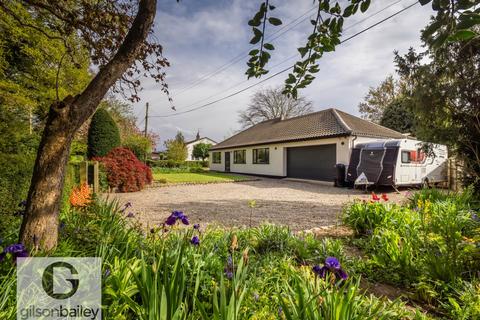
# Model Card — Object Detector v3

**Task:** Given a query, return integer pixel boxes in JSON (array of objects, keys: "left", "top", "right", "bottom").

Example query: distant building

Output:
[{"left": 185, "top": 131, "right": 217, "bottom": 161}]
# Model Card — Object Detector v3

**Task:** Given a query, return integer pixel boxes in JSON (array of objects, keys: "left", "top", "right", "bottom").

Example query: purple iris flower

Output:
[
  {"left": 104, "top": 268, "right": 111, "bottom": 277},
  {"left": 165, "top": 215, "right": 177, "bottom": 226},
  {"left": 193, "top": 224, "right": 200, "bottom": 230},
  {"left": 0, "top": 243, "right": 28, "bottom": 262},
  {"left": 165, "top": 211, "right": 189, "bottom": 226},
  {"left": 472, "top": 213, "right": 480, "bottom": 222},
  {"left": 191, "top": 236, "right": 200, "bottom": 246},
  {"left": 126, "top": 212, "right": 135, "bottom": 218},
  {"left": 312, "top": 256, "right": 348, "bottom": 280}
]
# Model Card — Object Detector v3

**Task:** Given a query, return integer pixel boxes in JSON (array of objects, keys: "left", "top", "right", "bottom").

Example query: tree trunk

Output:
[
  {"left": 19, "top": 0, "right": 157, "bottom": 250},
  {"left": 19, "top": 102, "right": 75, "bottom": 250}
]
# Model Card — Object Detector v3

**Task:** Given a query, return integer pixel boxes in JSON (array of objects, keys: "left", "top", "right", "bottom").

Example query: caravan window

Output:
[{"left": 401, "top": 151, "right": 411, "bottom": 163}]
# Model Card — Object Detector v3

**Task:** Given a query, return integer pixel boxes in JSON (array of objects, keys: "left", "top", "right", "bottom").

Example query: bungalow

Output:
[
  {"left": 209, "top": 108, "right": 405, "bottom": 181},
  {"left": 185, "top": 131, "right": 217, "bottom": 161}
]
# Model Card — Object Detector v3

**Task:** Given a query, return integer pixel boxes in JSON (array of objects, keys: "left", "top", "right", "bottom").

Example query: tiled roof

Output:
[{"left": 211, "top": 108, "right": 404, "bottom": 150}]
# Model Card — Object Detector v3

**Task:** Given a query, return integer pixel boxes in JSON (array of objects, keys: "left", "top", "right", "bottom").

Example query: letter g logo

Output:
[{"left": 42, "top": 261, "right": 79, "bottom": 299}]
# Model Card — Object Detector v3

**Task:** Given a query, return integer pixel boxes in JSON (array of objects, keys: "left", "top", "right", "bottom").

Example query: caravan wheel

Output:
[{"left": 422, "top": 179, "right": 430, "bottom": 189}]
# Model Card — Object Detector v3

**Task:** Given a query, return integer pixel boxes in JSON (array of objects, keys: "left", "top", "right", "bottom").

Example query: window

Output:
[
  {"left": 401, "top": 150, "right": 427, "bottom": 164},
  {"left": 401, "top": 151, "right": 411, "bottom": 163},
  {"left": 212, "top": 152, "right": 221, "bottom": 164},
  {"left": 253, "top": 148, "right": 269, "bottom": 164},
  {"left": 233, "top": 150, "right": 246, "bottom": 164}
]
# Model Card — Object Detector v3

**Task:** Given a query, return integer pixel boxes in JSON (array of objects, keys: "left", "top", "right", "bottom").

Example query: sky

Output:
[{"left": 129, "top": 0, "right": 433, "bottom": 149}]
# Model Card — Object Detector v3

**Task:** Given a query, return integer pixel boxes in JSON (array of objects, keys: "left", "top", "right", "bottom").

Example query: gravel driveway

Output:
[{"left": 110, "top": 178, "right": 410, "bottom": 231}]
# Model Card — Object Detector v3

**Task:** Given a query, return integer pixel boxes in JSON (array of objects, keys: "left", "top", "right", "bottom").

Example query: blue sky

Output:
[{"left": 129, "top": 0, "right": 433, "bottom": 149}]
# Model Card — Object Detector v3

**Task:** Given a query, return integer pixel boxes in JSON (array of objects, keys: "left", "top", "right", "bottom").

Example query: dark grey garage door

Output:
[{"left": 287, "top": 144, "right": 336, "bottom": 181}]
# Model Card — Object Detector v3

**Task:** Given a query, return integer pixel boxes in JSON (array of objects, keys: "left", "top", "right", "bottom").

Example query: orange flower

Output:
[{"left": 69, "top": 183, "right": 92, "bottom": 207}]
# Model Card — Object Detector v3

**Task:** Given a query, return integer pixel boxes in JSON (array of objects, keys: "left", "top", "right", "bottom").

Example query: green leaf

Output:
[
  {"left": 248, "top": 19, "right": 261, "bottom": 27},
  {"left": 248, "top": 49, "right": 259, "bottom": 56},
  {"left": 449, "top": 29, "right": 476, "bottom": 41},
  {"left": 297, "top": 47, "right": 308, "bottom": 58},
  {"left": 419, "top": 0, "right": 432, "bottom": 5},
  {"left": 285, "top": 74, "right": 296, "bottom": 84},
  {"left": 250, "top": 28, "right": 262, "bottom": 44},
  {"left": 268, "top": 17, "right": 283, "bottom": 26},
  {"left": 263, "top": 43, "right": 274, "bottom": 50},
  {"left": 343, "top": 4, "right": 355, "bottom": 17},
  {"left": 269, "top": 4, "right": 276, "bottom": 10},
  {"left": 360, "top": 0, "right": 371, "bottom": 13},
  {"left": 457, "top": 13, "right": 480, "bottom": 30}
]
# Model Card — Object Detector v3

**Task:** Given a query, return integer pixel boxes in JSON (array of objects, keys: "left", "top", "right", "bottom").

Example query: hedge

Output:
[{"left": 147, "top": 159, "right": 209, "bottom": 168}]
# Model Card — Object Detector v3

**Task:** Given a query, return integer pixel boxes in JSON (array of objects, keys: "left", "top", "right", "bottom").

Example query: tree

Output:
[
  {"left": 379, "top": 98, "right": 415, "bottom": 134},
  {"left": 358, "top": 76, "right": 399, "bottom": 123},
  {"left": 395, "top": 39, "right": 480, "bottom": 192},
  {"left": 192, "top": 143, "right": 212, "bottom": 161},
  {"left": 238, "top": 87, "right": 312, "bottom": 128},
  {"left": 124, "top": 134, "right": 153, "bottom": 160},
  {"left": 165, "top": 131, "right": 187, "bottom": 162},
  {"left": 2, "top": 0, "right": 168, "bottom": 250},
  {"left": 87, "top": 108, "right": 121, "bottom": 158}
]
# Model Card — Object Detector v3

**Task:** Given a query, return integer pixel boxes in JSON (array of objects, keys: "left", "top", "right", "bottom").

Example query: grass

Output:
[{"left": 153, "top": 171, "right": 250, "bottom": 184}]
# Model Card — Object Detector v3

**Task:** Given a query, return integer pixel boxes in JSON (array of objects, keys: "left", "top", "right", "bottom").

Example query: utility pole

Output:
[
  {"left": 144, "top": 102, "right": 149, "bottom": 137},
  {"left": 144, "top": 102, "right": 149, "bottom": 163}
]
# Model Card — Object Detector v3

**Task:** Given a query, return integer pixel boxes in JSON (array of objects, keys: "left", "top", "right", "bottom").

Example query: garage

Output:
[{"left": 287, "top": 144, "right": 336, "bottom": 181}]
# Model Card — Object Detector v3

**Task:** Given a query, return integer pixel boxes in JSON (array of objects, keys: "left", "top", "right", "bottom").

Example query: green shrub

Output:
[
  {"left": 87, "top": 108, "right": 121, "bottom": 158},
  {"left": 147, "top": 159, "right": 208, "bottom": 169},
  {"left": 147, "top": 159, "right": 185, "bottom": 168},
  {"left": 123, "top": 134, "right": 152, "bottom": 160},
  {"left": 343, "top": 201, "right": 397, "bottom": 236},
  {"left": 251, "top": 224, "right": 295, "bottom": 255},
  {"left": 186, "top": 160, "right": 209, "bottom": 168},
  {"left": 279, "top": 275, "right": 417, "bottom": 320},
  {"left": 0, "top": 154, "right": 34, "bottom": 232}
]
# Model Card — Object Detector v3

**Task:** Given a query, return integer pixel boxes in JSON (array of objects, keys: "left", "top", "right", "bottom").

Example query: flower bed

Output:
[{"left": 1, "top": 188, "right": 478, "bottom": 319}]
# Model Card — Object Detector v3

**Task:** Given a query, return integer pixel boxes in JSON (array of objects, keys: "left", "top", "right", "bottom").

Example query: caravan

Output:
[{"left": 346, "top": 139, "right": 448, "bottom": 188}]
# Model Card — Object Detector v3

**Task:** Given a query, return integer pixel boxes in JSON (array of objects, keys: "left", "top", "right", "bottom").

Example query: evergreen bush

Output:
[{"left": 87, "top": 108, "right": 121, "bottom": 158}]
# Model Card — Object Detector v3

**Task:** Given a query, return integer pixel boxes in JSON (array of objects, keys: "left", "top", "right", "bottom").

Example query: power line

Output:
[
  {"left": 171, "top": 0, "right": 405, "bottom": 98},
  {"left": 150, "top": 1, "right": 418, "bottom": 119},
  {"left": 171, "top": 5, "right": 318, "bottom": 95},
  {"left": 165, "top": 0, "right": 407, "bottom": 112}
]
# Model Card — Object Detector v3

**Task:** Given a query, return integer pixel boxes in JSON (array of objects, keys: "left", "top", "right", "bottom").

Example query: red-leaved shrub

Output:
[{"left": 94, "top": 147, "right": 152, "bottom": 192}]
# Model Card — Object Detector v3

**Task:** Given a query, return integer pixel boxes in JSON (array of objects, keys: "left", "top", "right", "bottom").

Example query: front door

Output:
[{"left": 225, "top": 152, "right": 230, "bottom": 172}]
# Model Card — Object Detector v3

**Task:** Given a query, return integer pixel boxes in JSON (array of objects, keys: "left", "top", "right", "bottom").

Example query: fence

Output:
[
  {"left": 448, "top": 158, "right": 463, "bottom": 192},
  {"left": 69, "top": 161, "right": 100, "bottom": 194}
]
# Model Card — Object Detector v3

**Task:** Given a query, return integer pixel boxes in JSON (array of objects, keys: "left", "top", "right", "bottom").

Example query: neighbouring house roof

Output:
[
  {"left": 185, "top": 137, "right": 217, "bottom": 145},
  {"left": 211, "top": 108, "right": 405, "bottom": 150}
]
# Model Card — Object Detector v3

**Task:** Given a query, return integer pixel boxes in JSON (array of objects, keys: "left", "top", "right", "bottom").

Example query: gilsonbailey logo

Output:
[
  {"left": 19, "top": 305, "right": 99, "bottom": 320},
  {"left": 42, "top": 261, "right": 80, "bottom": 299},
  {"left": 17, "top": 257, "right": 101, "bottom": 320}
]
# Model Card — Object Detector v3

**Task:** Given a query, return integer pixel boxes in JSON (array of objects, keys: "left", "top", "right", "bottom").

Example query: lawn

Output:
[{"left": 153, "top": 171, "right": 250, "bottom": 184}]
